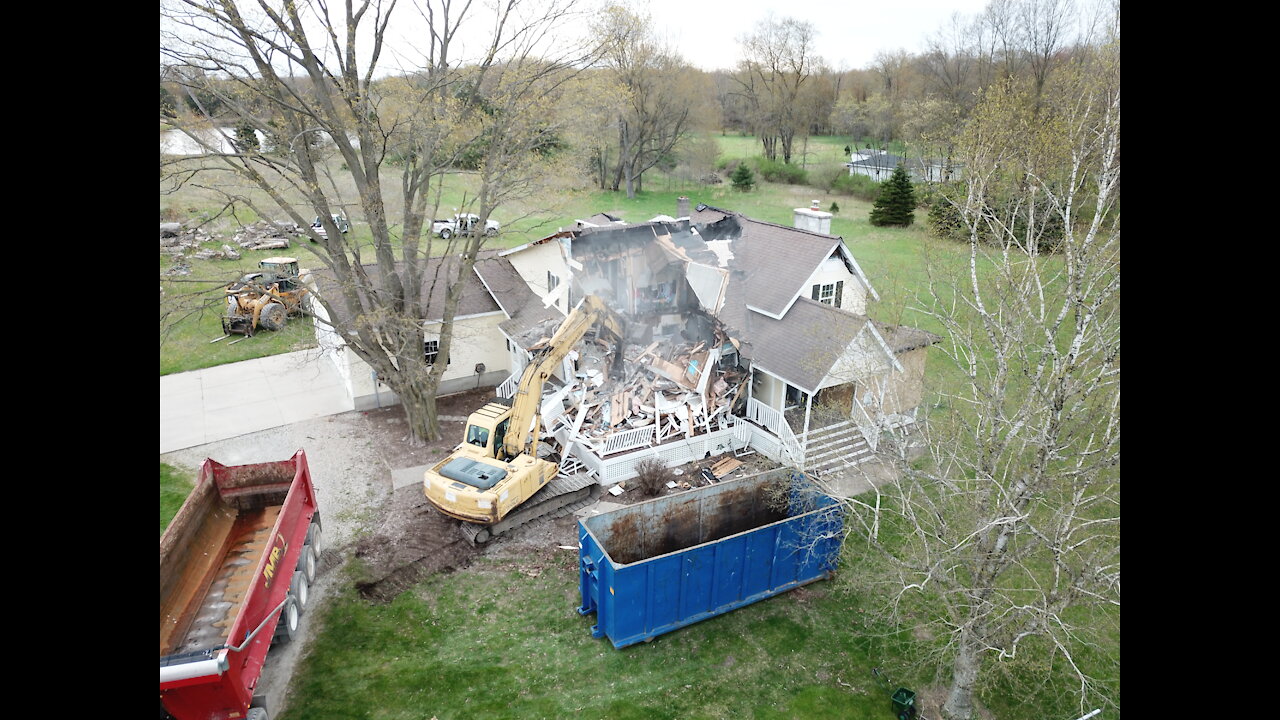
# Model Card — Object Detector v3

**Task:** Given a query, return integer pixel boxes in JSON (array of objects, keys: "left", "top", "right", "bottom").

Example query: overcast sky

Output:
[
  {"left": 164, "top": 0, "right": 998, "bottom": 77},
  {"left": 637, "top": 0, "right": 993, "bottom": 72}
]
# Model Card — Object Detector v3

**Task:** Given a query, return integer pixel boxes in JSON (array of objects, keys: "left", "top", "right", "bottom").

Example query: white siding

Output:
[
  {"left": 337, "top": 313, "right": 512, "bottom": 409},
  {"left": 804, "top": 254, "right": 867, "bottom": 315},
  {"left": 505, "top": 241, "right": 571, "bottom": 314},
  {"left": 820, "top": 325, "right": 895, "bottom": 390}
]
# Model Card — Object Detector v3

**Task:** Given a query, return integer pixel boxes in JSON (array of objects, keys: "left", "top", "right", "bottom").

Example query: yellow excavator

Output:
[{"left": 424, "top": 295, "right": 625, "bottom": 543}]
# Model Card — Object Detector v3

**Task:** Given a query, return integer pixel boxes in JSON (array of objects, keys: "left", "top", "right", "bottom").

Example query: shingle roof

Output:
[
  {"left": 507, "top": 205, "right": 932, "bottom": 392},
  {"left": 737, "top": 297, "right": 872, "bottom": 392},
  {"left": 311, "top": 254, "right": 500, "bottom": 330},
  {"left": 473, "top": 254, "right": 563, "bottom": 339},
  {"left": 690, "top": 207, "right": 871, "bottom": 320}
]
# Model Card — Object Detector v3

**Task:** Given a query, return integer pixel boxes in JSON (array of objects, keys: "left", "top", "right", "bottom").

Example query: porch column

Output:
[{"left": 802, "top": 390, "right": 813, "bottom": 450}]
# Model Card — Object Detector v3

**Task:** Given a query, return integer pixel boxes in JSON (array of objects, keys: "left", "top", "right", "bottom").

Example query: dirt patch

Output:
[
  {"left": 346, "top": 388, "right": 517, "bottom": 603},
  {"left": 358, "top": 387, "right": 495, "bottom": 468},
  {"left": 352, "top": 484, "right": 481, "bottom": 603}
]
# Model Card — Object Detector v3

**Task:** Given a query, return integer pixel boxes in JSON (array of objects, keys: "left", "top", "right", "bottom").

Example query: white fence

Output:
[
  {"left": 593, "top": 425, "right": 656, "bottom": 456},
  {"left": 746, "top": 398, "right": 804, "bottom": 466},
  {"left": 546, "top": 398, "right": 892, "bottom": 486},
  {"left": 556, "top": 425, "right": 747, "bottom": 485}
]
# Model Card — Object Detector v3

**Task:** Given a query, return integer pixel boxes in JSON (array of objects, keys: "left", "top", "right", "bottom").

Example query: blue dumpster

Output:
[{"left": 577, "top": 469, "right": 843, "bottom": 648}]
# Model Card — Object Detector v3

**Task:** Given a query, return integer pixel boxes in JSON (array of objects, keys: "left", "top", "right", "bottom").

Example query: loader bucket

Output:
[{"left": 222, "top": 315, "right": 254, "bottom": 336}]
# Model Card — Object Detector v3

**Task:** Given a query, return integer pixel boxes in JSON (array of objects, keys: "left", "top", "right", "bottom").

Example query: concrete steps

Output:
[{"left": 801, "top": 420, "right": 874, "bottom": 474}]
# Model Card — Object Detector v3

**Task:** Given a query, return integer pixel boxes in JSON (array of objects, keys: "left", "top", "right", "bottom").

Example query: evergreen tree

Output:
[
  {"left": 868, "top": 163, "right": 917, "bottom": 226},
  {"left": 234, "top": 122, "right": 260, "bottom": 152},
  {"left": 730, "top": 163, "right": 755, "bottom": 192}
]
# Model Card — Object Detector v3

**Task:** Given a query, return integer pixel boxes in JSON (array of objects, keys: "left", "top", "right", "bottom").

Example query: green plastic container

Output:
[{"left": 892, "top": 687, "right": 917, "bottom": 720}]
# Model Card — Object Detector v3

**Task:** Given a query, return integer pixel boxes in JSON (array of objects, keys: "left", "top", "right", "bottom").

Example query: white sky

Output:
[
  {"left": 164, "top": 0, "right": 998, "bottom": 78},
  {"left": 638, "top": 0, "right": 994, "bottom": 72}
]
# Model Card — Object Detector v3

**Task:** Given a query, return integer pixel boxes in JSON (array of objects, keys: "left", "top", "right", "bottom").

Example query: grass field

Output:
[
  {"left": 277, "top": 517, "right": 1109, "bottom": 720},
  {"left": 282, "top": 543, "right": 931, "bottom": 720},
  {"left": 160, "top": 462, "right": 194, "bottom": 535}
]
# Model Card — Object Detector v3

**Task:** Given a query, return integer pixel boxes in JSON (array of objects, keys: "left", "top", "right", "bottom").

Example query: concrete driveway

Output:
[{"left": 160, "top": 349, "right": 354, "bottom": 454}]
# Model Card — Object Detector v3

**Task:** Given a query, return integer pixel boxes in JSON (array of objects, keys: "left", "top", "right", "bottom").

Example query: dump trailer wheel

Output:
[
  {"left": 291, "top": 570, "right": 310, "bottom": 612},
  {"left": 246, "top": 707, "right": 269, "bottom": 720},
  {"left": 259, "top": 302, "right": 287, "bottom": 331},
  {"left": 307, "top": 521, "right": 323, "bottom": 555},
  {"left": 296, "top": 543, "right": 317, "bottom": 584},
  {"left": 273, "top": 598, "right": 299, "bottom": 645}
]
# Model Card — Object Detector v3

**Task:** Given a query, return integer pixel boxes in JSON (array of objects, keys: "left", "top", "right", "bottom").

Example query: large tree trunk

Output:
[
  {"left": 396, "top": 379, "right": 441, "bottom": 444},
  {"left": 943, "top": 628, "right": 983, "bottom": 720}
]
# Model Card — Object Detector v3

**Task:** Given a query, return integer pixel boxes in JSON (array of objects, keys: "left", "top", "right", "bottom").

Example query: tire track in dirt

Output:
[{"left": 352, "top": 483, "right": 481, "bottom": 603}]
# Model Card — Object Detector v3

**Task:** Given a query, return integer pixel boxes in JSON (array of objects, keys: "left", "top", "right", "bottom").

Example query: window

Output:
[
  {"left": 810, "top": 281, "right": 844, "bottom": 307},
  {"left": 466, "top": 424, "right": 490, "bottom": 448},
  {"left": 424, "top": 339, "right": 450, "bottom": 366}
]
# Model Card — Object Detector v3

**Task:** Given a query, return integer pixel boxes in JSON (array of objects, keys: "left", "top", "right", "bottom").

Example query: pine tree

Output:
[
  {"left": 234, "top": 122, "right": 260, "bottom": 152},
  {"left": 730, "top": 163, "right": 755, "bottom": 192},
  {"left": 868, "top": 163, "right": 917, "bottom": 227}
]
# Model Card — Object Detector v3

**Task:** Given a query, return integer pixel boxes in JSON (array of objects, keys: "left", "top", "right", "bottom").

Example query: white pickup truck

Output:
[{"left": 431, "top": 213, "right": 500, "bottom": 239}]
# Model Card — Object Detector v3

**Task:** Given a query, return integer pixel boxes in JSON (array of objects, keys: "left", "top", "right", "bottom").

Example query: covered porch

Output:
[{"left": 741, "top": 366, "right": 882, "bottom": 472}]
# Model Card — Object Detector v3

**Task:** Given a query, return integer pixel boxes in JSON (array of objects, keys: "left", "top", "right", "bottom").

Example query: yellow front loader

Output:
[
  {"left": 221, "top": 257, "right": 308, "bottom": 337},
  {"left": 424, "top": 295, "right": 625, "bottom": 543}
]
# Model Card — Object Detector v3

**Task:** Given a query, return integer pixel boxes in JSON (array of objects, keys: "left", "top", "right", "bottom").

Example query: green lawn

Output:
[
  {"left": 281, "top": 549, "right": 912, "bottom": 720},
  {"left": 280, "top": 516, "right": 1110, "bottom": 720},
  {"left": 160, "top": 462, "right": 195, "bottom": 535}
]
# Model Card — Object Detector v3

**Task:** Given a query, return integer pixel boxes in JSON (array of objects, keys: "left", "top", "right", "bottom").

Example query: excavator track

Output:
[{"left": 459, "top": 473, "right": 597, "bottom": 545}]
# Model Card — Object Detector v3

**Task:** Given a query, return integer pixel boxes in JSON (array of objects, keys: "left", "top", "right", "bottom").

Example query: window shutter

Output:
[
  {"left": 811, "top": 284, "right": 820, "bottom": 301},
  {"left": 835, "top": 281, "right": 844, "bottom": 308}
]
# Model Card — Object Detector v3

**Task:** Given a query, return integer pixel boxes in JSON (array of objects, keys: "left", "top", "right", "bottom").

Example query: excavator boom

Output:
[
  {"left": 502, "top": 295, "right": 624, "bottom": 458},
  {"left": 423, "top": 295, "right": 624, "bottom": 540}
]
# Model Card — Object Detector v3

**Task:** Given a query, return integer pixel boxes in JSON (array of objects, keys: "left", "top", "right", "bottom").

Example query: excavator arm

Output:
[{"left": 501, "top": 295, "right": 625, "bottom": 459}]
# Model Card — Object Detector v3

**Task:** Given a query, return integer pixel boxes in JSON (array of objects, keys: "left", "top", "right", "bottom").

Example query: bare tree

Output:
[
  {"left": 920, "top": 13, "right": 979, "bottom": 110},
  {"left": 161, "top": 0, "right": 601, "bottom": 442},
  {"left": 842, "top": 39, "right": 1119, "bottom": 720},
  {"left": 597, "top": 3, "right": 700, "bottom": 199},
  {"left": 734, "top": 15, "right": 824, "bottom": 164},
  {"left": 1020, "top": 0, "right": 1077, "bottom": 99}
]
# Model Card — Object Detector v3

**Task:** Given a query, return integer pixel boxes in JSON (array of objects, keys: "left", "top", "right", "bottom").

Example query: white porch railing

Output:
[
  {"left": 851, "top": 398, "right": 880, "bottom": 451},
  {"left": 495, "top": 371, "right": 520, "bottom": 399},
  {"left": 595, "top": 425, "right": 656, "bottom": 456},
  {"left": 746, "top": 398, "right": 804, "bottom": 466}
]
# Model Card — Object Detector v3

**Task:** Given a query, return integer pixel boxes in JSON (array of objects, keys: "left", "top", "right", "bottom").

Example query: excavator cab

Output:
[{"left": 461, "top": 405, "right": 514, "bottom": 457}]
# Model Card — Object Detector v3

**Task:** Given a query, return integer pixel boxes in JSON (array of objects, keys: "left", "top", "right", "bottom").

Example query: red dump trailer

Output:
[{"left": 160, "top": 451, "right": 321, "bottom": 720}]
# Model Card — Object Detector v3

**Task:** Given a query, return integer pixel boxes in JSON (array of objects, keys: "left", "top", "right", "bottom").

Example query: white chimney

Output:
[{"left": 793, "top": 203, "right": 833, "bottom": 235}]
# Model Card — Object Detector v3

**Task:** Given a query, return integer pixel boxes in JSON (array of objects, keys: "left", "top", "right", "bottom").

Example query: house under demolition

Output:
[{"left": 313, "top": 199, "right": 938, "bottom": 482}]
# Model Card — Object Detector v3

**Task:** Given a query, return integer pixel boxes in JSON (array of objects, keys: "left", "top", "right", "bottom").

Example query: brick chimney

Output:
[{"left": 677, "top": 196, "right": 691, "bottom": 219}]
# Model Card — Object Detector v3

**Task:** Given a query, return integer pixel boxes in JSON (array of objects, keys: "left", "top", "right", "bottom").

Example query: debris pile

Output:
[
  {"left": 539, "top": 325, "right": 749, "bottom": 458},
  {"left": 160, "top": 220, "right": 298, "bottom": 259},
  {"left": 160, "top": 224, "right": 215, "bottom": 256},
  {"left": 231, "top": 220, "right": 298, "bottom": 251}
]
